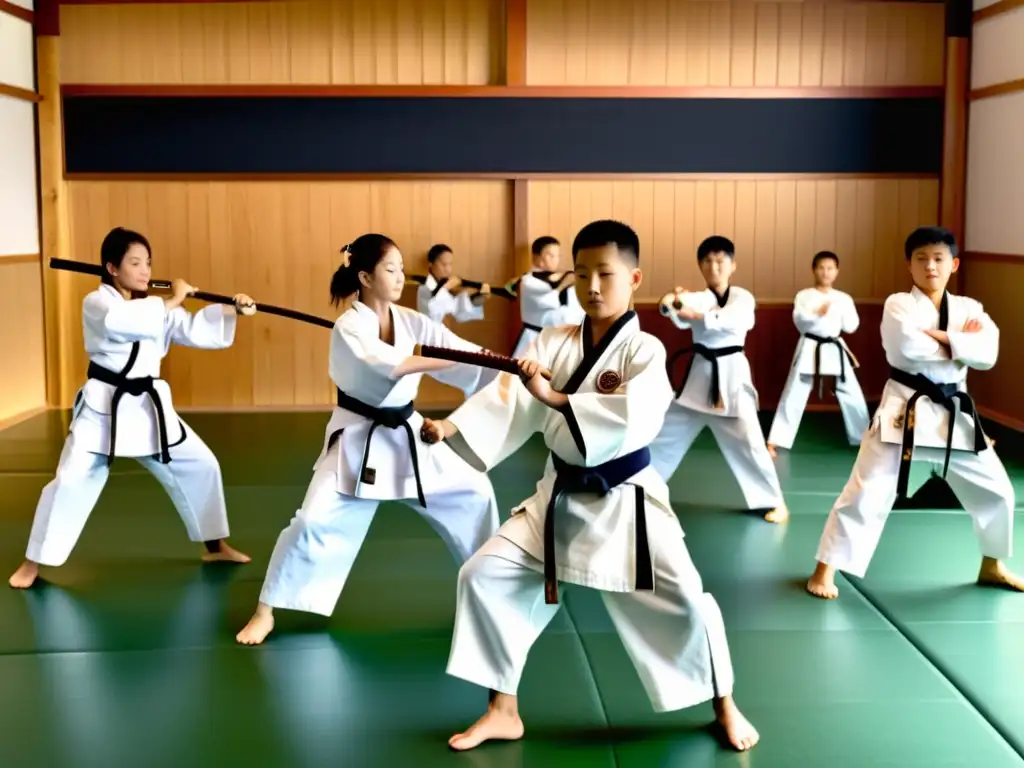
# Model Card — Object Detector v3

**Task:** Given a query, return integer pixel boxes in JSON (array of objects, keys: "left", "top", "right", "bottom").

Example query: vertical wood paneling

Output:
[
  {"left": 59, "top": 0, "right": 501, "bottom": 85},
  {"left": 0, "top": 259, "right": 47, "bottom": 425},
  {"left": 526, "top": 0, "right": 946, "bottom": 86},
  {"left": 60, "top": 180, "right": 513, "bottom": 410},
  {"left": 526, "top": 177, "right": 939, "bottom": 302}
]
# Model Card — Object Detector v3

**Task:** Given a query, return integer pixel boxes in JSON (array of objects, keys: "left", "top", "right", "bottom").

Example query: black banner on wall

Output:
[{"left": 63, "top": 95, "right": 944, "bottom": 175}]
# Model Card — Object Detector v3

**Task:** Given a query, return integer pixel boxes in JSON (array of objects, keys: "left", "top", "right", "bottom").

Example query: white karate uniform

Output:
[
  {"left": 25, "top": 284, "right": 237, "bottom": 567},
  {"left": 767, "top": 288, "right": 870, "bottom": 449},
  {"left": 649, "top": 286, "right": 784, "bottom": 511},
  {"left": 443, "top": 312, "right": 737, "bottom": 712},
  {"left": 415, "top": 274, "right": 485, "bottom": 325},
  {"left": 816, "top": 287, "right": 1013, "bottom": 577},
  {"left": 511, "top": 272, "right": 585, "bottom": 358},
  {"left": 257, "top": 301, "right": 501, "bottom": 616}
]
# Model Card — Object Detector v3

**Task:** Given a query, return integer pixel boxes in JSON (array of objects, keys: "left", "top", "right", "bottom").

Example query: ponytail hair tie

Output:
[{"left": 339, "top": 244, "right": 352, "bottom": 268}]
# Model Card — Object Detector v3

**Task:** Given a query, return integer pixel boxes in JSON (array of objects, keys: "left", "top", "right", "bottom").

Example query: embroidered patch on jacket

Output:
[{"left": 596, "top": 370, "right": 622, "bottom": 394}]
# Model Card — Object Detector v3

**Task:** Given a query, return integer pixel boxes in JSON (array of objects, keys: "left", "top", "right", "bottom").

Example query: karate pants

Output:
[
  {"left": 650, "top": 399, "right": 784, "bottom": 511},
  {"left": 258, "top": 443, "right": 500, "bottom": 616},
  {"left": 446, "top": 534, "right": 734, "bottom": 712},
  {"left": 816, "top": 429, "right": 1015, "bottom": 577},
  {"left": 767, "top": 367, "right": 870, "bottom": 450},
  {"left": 25, "top": 425, "right": 230, "bottom": 567}
]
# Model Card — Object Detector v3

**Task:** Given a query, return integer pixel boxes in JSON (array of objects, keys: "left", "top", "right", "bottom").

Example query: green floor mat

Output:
[{"left": 845, "top": 510, "right": 1024, "bottom": 756}]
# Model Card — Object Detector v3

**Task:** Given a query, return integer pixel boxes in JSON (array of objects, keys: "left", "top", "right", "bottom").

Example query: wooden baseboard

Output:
[
  {"left": 977, "top": 406, "right": 1024, "bottom": 433},
  {"left": 0, "top": 405, "right": 49, "bottom": 433}
]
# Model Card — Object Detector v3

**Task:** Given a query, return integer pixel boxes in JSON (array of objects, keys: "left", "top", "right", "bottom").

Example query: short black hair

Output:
[
  {"left": 571, "top": 220, "right": 639, "bottom": 266},
  {"left": 812, "top": 250, "right": 839, "bottom": 269},
  {"left": 904, "top": 226, "right": 958, "bottom": 260},
  {"left": 697, "top": 235, "right": 734, "bottom": 261},
  {"left": 427, "top": 244, "right": 452, "bottom": 263},
  {"left": 531, "top": 236, "right": 559, "bottom": 256}
]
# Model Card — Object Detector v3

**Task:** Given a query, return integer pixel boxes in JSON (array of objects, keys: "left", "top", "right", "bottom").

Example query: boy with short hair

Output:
[
  {"left": 807, "top": 226, "right": 1023, "bottom": 599},
  {"left": 415, "top": 243, "right": 490, "bottom": 325},
  {"left": 421, "top": 219, "right": 759, "bottom": 754},
  {"left": 649, "top": 235, "right": 788, "bottom": 523},
  {"left": 508, "top": 236, "right": 586, "bottom": 357},
  {"left": 767, "top": 250, "right": 869, "bottom": 457}
]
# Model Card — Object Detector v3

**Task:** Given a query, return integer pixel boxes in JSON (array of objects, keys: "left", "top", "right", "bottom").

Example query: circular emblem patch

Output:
[{"left": 596, "top": 370, "right": 622, "bottom": 394}]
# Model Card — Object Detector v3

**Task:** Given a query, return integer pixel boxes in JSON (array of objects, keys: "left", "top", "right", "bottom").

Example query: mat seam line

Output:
[
  {"left": 840, "top": 572, "right": 1024, "bottom": 763},
  {"left": 563, "top": 592, "right": 620, "bottom": 768}
]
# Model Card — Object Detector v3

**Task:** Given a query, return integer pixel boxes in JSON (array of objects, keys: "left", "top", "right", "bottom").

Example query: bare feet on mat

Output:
[
  {"left": 764, "top": 504, "right": 789, "bottom": 523},
  {"left": 977, "top": 557, "right": 1024, "bottom": 591},
  {"left": 8, "top": 561, "right": 39, "bottom": 589},
  {"left": 766, "top": 443, "right": 777, "bottom": 459},
  {"left": 806, "top": 561, "right": 839, "bottom": 599},
  {"left": 201, "top": 541, "right": 251, "bottom": 564},
  {"left": 449, "top": 693, "right": 525, "bottom": 751},
  {"left": 713, "top": 696, "right": 760, "bottom": 751},
  {"left": 236, "top": 604, "right": 275, "bottom": 645}
]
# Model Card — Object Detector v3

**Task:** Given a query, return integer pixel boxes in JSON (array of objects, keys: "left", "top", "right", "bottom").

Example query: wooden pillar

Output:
[
  {"left": 940, "top": 0, "right": 972, "bottom": 291},
  {"left": 506, "top": 0, "right": 529, "bottom": 350},
  {"left": 35, "top": 0, "right": 74, "bottom": 408}
]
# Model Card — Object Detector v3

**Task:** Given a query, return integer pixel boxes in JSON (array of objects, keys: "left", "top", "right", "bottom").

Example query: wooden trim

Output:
[
  {"left": 0, "top": 0, "right": 33, "bottom": 24},
  {"left": 506, "top": 0, "right": 527, "bottom": 87},
  {"left": 963, "top": 250, "right": 1024, "bottom": 264},
  {"left": 977, "top": 405, "right": 1024, "bottom": 433},
  {"left": 59, "top": 84, "right": 945, "bottom": 100},
  {"left": 0, "top": 405, "right": 48, "bottom": 434},
  {"left": 64, "top": 172, "right": 939, "bottom": 182},
  {"left": 969, "top": 78, "right": 1024, "bottom": 100},
  {"left": 0, "top": 253, "right": 41, "bottom": 265},
  {"left": 55, "top": 0, "right": 946, "bottom": 4},
  {"left": 973, "top": 0, "right": 1024, "bottom": 22},
  {"left": 939, "top": 38, "right": 969, "bottom": 245},
  {"left": 0, "top": 83, "right": 42, "bottom": 102}
]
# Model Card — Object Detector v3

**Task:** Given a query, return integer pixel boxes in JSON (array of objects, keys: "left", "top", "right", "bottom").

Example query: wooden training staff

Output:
[
  {"left": 407, "top": 274, "right": 517, "bottom": 300},
  {"left": 415, "top": 344, "right": 553, "bottom": 380},
  {"left": 50, "top": 258, "right": 336, "bottom": 329}
]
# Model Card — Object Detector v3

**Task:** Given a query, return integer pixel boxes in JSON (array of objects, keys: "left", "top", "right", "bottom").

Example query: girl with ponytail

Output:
[{"left": 237, "top": 233, "right": 501, "bottom": 646}]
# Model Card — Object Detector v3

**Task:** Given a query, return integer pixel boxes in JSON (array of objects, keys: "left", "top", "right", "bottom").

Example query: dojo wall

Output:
[
  {"left": 961, "top": 0, "right": 1024, "bottom": 427},
  {"left": 0, "top": 0, "right": 47, "bottom": 427},
  {"left": 44, "top": 0, "right": 948, "bottom": 412}
]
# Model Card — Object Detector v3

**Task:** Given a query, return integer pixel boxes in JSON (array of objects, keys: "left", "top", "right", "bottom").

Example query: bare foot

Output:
[
  {"left": 201, "top": 540, "right": 251, "bottom": 564},
  {"left": 713, "top": 696, "right": 760, "bottom": 751},
  {"left": 8, "top": 560, "right": 39, "bottom": 589},
  {"left": 449, "top": 693, "right": 525, "bottom": 751},
  {"left": 236, "top": 604, "right": 275, "bottom": 645},
  {"left": 806, "top": 561, "right": 839, "bottom": 599},
  {"left": 977, "top": 557, "right": 1024, "bottom": 591},
  {"left": 764, "top": 504, "right": 789, "bottom": 523},
  {"left": 766, "top": 443, "right": 777, "bottom": 459}
]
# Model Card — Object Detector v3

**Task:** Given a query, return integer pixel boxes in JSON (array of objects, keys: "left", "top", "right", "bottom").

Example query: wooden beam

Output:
[
  {"left": 64, "top": 172, "right": 940, "bottom": 182},
  {"left": 939, "top": 0, "right": 971, "bottom": 247},
  {"left": 0, "top": 0, "right": 33, "bottom": 24},
  {"left": 506, "top": 0, "right": 527, "bottom": 86},
  {"left": 0, "top": 254, "right": 41, "bottom": 264},
  {"left": 973, "top": 0, "right": 1024, "bottom": 22},
  {"left": 0, "top": 83, "right": 42, "bottom": 102},
  {"left": 969, "top": 78, "right": 1024, "bottom": 100},
  {"left": 59, "top": 84, "right": 945, "bottom": 99}
]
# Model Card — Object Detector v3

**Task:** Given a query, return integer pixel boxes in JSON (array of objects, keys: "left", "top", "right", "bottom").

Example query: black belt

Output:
[
  {"left": 512, "top": 322, "right": 543, "bottom": 354},
  {"left": 335, "top": 389, "right": 425, "bottom": 507},
  {"left": 889, "top": 367, "right": 989, "bottom": 501},
  {"left": 804, "top": 333, "right": 854, "bottom": 398},
  {"left": 543, "top": 447, "right": 653, "bottom": 604},
  {"left": 668, "top": 344, "right": 744, "bottom": 406},
  {"left": 87, "top": 343, "right": 173, "bottom": 467}
]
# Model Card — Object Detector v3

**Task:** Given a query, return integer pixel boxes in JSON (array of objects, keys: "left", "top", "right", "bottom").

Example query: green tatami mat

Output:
[
  {"left": 845, "top": 508, "right": 1024, "bottom": 757},
  {"left": 1, "top": 409, "right": 1023, "bottom": 766}
]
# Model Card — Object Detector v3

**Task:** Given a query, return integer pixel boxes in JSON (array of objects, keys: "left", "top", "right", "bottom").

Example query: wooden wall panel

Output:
[
  {"left": 59, "top": 0, "right": 502, "bottom": 85},
  {"left": 957, "top": 257, "right": 1024, "bottom": 428},
  {"left": 60, "top": 180, "right": 513, "bottom": 410},
  {"left": 527, "top": 177, "right": 940, "bottom": 303},
  {"left": 526, "top": 0, "right": 946, "bottom": 86},
  {"left": 0, "top": 258, "right": 47, "bottom": 426}
]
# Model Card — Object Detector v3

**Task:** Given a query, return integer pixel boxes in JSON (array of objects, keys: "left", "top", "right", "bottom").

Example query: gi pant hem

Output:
[
  {"left": 445, "top": 660, "right": 520, "bottom": 697},
  {"left": 258, "top": 588, "right": 336, "bottom": 617}
]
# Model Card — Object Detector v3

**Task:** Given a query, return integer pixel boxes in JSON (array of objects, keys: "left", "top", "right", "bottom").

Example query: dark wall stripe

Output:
[{"left": 62, "top": 96, "right": 944, "bottom": 176}]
